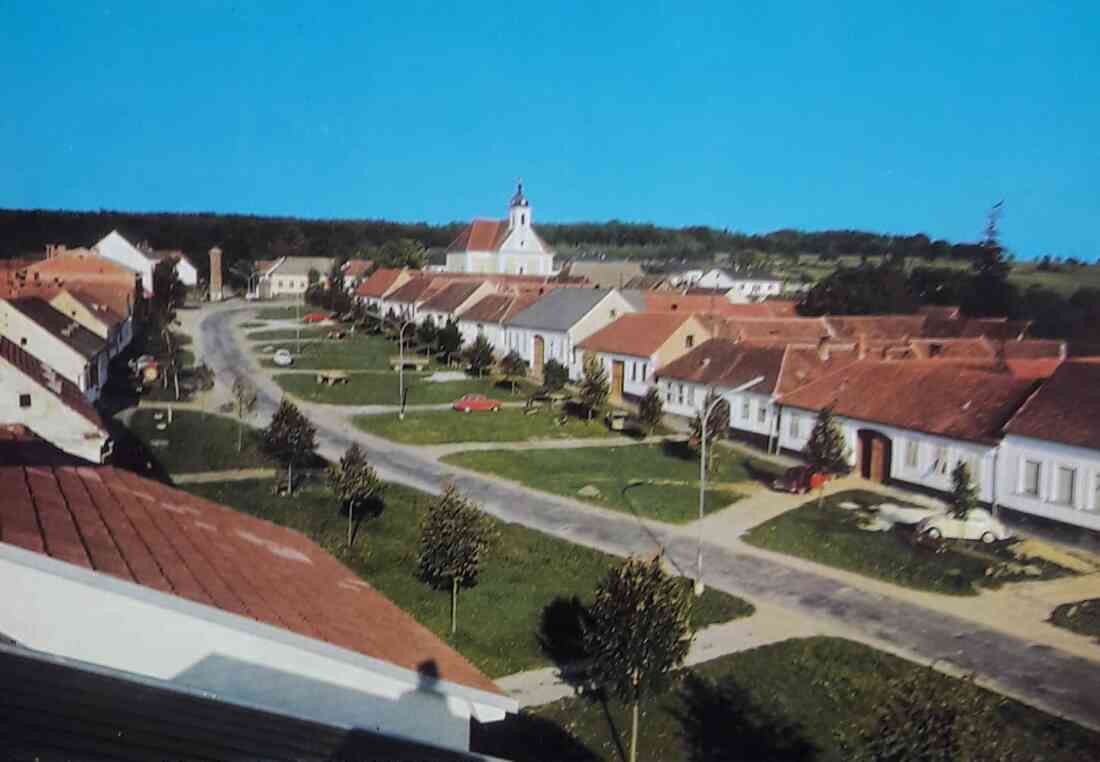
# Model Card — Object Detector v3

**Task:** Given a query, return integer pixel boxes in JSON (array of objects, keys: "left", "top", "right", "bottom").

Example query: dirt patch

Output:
[{"left": 1011, "top": 539, "right": 1099, "bottom": 575}]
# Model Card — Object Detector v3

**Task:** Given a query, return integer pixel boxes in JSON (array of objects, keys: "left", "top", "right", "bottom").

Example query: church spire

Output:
[{"left": 509, "top": 178, "right": 528, "bottom": 208}]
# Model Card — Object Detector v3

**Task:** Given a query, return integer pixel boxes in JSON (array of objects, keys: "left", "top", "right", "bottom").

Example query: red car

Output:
[
  {"left": 772, "top": 465, "right": 830, "bottom": 494},
  {"left": 302, "top": 312, "right": 329, "bottom": 324},
  {"left": 453, "top": 394, "right": 501, "bottom": 413}
]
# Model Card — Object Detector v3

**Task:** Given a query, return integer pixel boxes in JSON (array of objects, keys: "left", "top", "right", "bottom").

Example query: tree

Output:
[
  {"left": 690, "top": 389, "right": 730, "bottom": 473},
  {"left": 436, "top": 318, "right": 462, "bottom": 365},
  {"left": 949, "top": 461, "right": 978, "bottom": 520},
  {"left": 541, "top": 359, "right": 569, "bottom": 392},
  {"left": 231, "top": 377, "right": 258, "bottom": 453},
  {"left": 463, "top": 334, "right": 495, "bottom": 377},
  {"left": 499, "top": 350, "right": 529, "bottom": 394},
  {"left": 797, "top": 262, "right": 918, "bottom": 316},
  {"left": 328, "top": 444, "right": 384, "bottom": 548},
  {"left": 578, "top": 354, "right": 610, "bottom": 421},
  {"left": 584, "top": 555, "right": 693, "bottom": 762},
  {"left": 638, "top": 387, "right": 664, "bottom": 434},
  {"left": 150, "top": 256, "right": 185, "bottom": 329},
  {"left": 377, "top": 238, "right": 427, "bottom": 269},
  {"left": 262, "top": 399, "right": 317, "bottom": 495},
  {"left": 416, "top": 315, "right": 437, "bottom": 354},
  {"left": 417, "top": 484, "right": 496, "bottom": 636},
  {"left": 804, "top": 406, "right": 849, "bottom": 506}
]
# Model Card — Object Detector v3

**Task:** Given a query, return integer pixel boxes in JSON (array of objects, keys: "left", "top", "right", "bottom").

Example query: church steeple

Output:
[{"left": 508, "top": 178, "right": 531, "bottom": 231}]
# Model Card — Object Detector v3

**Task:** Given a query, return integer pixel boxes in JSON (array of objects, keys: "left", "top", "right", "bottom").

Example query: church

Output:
[{"left": 445, "top": 182, "right": 555, "bottom": 275}]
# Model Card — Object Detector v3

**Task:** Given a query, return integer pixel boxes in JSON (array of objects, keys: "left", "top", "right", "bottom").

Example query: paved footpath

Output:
[{"left": 200, "top": 302, "right": 1100, "bottom": 731}]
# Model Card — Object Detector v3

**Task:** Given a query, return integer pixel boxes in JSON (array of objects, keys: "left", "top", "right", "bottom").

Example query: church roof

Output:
[{"left": 445, "top": 219, "right": 511, "bottom": 254}]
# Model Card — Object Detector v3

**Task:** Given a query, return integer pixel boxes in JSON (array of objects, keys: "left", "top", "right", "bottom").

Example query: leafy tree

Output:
[
  {"left": 804, "top": 406, "right": 849, "bottom": 506},
  {"left": 436, "top": 318, "right": 462, "bottom": 365},
  {"left": 417, "top": 484, "right": 497, "bottom": 635},
  {"left": 690, "top": 389, "right": 730, "bottom": 473},
  {"left": 262, "top": 399, "right": 317, "bottom": 495},
  {"left": 797, "top": 262, "right": 918, "bottom": 316},
  {"left": 377, "top": 238, "right": 427, "bottom": 269},
  {"left": 327, "top": 444, "right": 384, "bottom": 548},
  {"left": 416, "top": 315, "right": 437, "bottom": 354},
  {"left": 949, "top": 461, "right": 978, "bottom": 520},
  {"left": 638, "top": 387, "right": 664, "bottom": 434},
  {"left": 499, "top": 350, "right": 529, "bottom": 394},
  {"left": 578, "top": 354, "right": 610, "bottom": 420},
  {"left": 854, "top": 665, "right": 1021, "bottom": 762},
  {"left": 583, "top": 555, "right": 693, "bottom": 762},
  {"left": 463, "top": 334, "right": 495, "bottom": 377},
  {"left": 150, "top": 256, "right": 185, "bottom": 329},
  {"left": 541, "top": 359, "right": 569, "bottom": 392},
  {"left": 231, "top": 377, "right": 258, "bottom": 453}
]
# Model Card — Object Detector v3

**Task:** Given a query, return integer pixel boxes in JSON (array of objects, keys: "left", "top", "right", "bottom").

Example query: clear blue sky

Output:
[{"left": 2, "top": 2, "right": 1097, "bottom": 259}]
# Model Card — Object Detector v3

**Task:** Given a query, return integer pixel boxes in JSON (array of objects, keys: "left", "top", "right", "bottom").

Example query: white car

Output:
[
  {"left": 272, "top": 349, "right": 294, "bottom": 367},
  {"left": 917, "top": 509, "right": 1012, "bottom": 543}
]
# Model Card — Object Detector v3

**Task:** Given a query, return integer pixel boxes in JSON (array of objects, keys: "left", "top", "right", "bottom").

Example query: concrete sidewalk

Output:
[
  {"left": 422, "top": 434, "right": 679, "bottom": 459},
  {"left": 173, "top": 468, "right": 279, "bottom": 484}
]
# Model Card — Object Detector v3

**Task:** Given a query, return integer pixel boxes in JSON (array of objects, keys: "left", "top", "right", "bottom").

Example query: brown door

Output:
[
  {"left": 533, "top": 335, "right": 545, "bottom": 376},
  {"left": 858, "top": 430, "right": 892, "bottom": 482},
  {"left": 611, "top": 360, "right": 625, "bottom": 402}
]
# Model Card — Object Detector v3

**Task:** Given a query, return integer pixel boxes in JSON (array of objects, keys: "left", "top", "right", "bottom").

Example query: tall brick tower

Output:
[{"left": 209, "top": 246, "right": 223, "bottom": 301}]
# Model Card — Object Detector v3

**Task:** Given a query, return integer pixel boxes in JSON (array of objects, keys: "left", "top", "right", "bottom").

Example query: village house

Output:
[
  {"left": 92, "top": 230, "right": 198, "bottom": 289},
  {"left": 558, "top": 259, "right": 644, "bottom": 289},
  {"left": 455, "top": 291, "right": 543, "bottom": 356},
  {"left": 0, "top": 297, "right": 109, "bottom": 402},
  {"left": 356, "top": 267, "right": 414, "bottom": 313},
  {"left": 258, "top": 256, "right": 336, "bottom": 298},
  {"left": 674, "top": 267, "right": 785, "bottom": 300},
  {"left": 381, "top": 275, "right": 450, "bottom": 321},
  {"left": 0, "top": 426, "right": 515, "bottom": 755},
  {"left": 417, "top": 281, "right": 497, "bottom": 330},
  {"left": 49, "top": 288, "right": 133, "bottom": 358},
  {"left": 445, "top": 182, "right": 555, "bottom": 276},
  {"left": 502, "top": 287, "right": 635, "bottom": 381},
  {"left": 0, "top": 340, "right": 111, "bottom": 462}
]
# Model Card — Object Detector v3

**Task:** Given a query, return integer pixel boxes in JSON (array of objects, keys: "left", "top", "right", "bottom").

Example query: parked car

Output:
[
  {"left": 302, "top": 312, "right": 329, "bottom": 324},
  {"left": 453, "top": 394, "right": 501, "bottom": 413},
  {"left": 772, "top": 465, "right": 829, "bottom": 494},
  {"left": 272, "top": 349, "right": 294, "bottom": 367},
  {"left": 917, "top": 509, "right": 1012, "bottom": 543}
]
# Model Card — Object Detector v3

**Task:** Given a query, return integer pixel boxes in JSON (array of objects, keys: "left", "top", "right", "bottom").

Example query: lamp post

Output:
[{"left": 398, "top": 320, "right": 415, "bottom": 420}]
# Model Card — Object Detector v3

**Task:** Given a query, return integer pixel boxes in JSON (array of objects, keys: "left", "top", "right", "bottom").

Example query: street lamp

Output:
[{"left": 398, "top": 319, "right": 416, "bottom": 420}]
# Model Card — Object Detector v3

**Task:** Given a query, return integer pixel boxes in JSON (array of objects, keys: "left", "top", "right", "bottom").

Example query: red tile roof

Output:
[
  {"left": 419, "top": 282, "right": 484, "bottom": 315},
  {"left": 446, "top": 219, "right": 511, "bottom": 253},
  {"left": 826, "top": 315, "right": 928, "bottom": 340},
  {"left": 0, "top": 338, "right": 105, "bottom": 432},
  {"left": 656, "top": 339, "right": 787, "bottom": 392},
  {"left": 779, "top": 361, "right": 1037, "bottom": 444},
  {"left": 632, "top": 293, "right": 783, "bottom": 317},
  {"left": 775, "top": 345, "right": 861, "bottom": 395},
  {"left": 1004, "top": 361, "right": 1100, "bottom": 450},
  {"left": 726, "top": 318, "right": 832, "bottom": 343},
  {"left": 4, "top": 297, "right": 107, "bottom": 359},
  {"left": 59, "top": 288, "right": 126, "bottom": 327},
  {"left": 356, "top": 267, "right": 408, "bottom": 298},
  {"left": 0, "top": 427, "right": 501, "bottom": 697},
  {"left": 578, "top": 313, "right": 697, "bottom": 357},
  {"left": 457, "top": 293, "right": 513, "bottom": 323},
  {"left": 342, "top": 259, "right": 374, "bottom": 279}
]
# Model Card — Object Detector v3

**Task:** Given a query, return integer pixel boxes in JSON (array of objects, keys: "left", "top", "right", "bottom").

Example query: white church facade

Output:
[{"left": 445, "top": 182, "right": 555, "bottom": 275}]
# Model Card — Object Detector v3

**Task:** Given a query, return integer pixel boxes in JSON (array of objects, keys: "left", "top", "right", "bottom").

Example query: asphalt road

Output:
[{"left": 201, "top": 303, "right": 1100, "bottom": 731}]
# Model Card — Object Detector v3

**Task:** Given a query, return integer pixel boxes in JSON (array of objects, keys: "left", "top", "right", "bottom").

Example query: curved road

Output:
[{"left": 202, "top": 303, "right": 1100, "bottom": 731}]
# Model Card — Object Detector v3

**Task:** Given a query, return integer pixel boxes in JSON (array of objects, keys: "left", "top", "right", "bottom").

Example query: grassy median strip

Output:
[
  {"left": 247, "top": 326, "right": 335, "bottom": 341},
  {"left": 274, "top": 372, "right": 506, "bottom": 406},
  {"left": 442, "top": 442, "right": 759, "bottom": 523},
  {"left": 354, "top": 407, "right": 623, "bottom": 445},
  {"left": 183, "top": 478, "right": 753, "bottom": 677},
  {"left": 125, "top": 409, "right": 276, "bottom": 475},
  {"left": 472, "top": 636, "right": 1099, "bottom": 762},
  {"left": 743, "top": 490, "right": 1075, "bottom": 595},
  {"left": 256, "top": 334, "right": 408, "bottom": 370}
]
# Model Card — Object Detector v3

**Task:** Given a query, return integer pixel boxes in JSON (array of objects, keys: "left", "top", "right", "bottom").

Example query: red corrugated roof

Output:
[{"left": 0, "top": 426, "right": 501, "bottom": 697}]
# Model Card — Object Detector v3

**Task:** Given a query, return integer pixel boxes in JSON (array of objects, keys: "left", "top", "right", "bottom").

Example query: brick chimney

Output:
[{"left": 209, "top": 247, "right": 223, "bottom": 302}]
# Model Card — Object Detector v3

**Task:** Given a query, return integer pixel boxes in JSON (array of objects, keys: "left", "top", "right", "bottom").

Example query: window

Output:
[
  {"left": 789, "top": 414, "right": 800, "bottom": 438},
  {"left": 687, "top": 386, "right": 695, "bottom": 405},
  {"left": 665, "top": 382, "right": 673, "bottom": 404},
  {"left": 741, "top": 399, "right": 751, "bottom": 420},
  {"left": 18, "top": 393, "right": 31, "bottom": 408},
  {"left": 1055, "top": 466, "right": 1077, "bottom": 506},
  {"left": 677, "top": 384, "right": 685, "bottom": 405},
  {"left": 1092, "top": 474, "right": 1100, "bottom": 512},
  {"left": 631, "top": 362, "right": 637, "bottom": 382},
  {"left": 1021, "top": 460, "right": 1041, "bottom": 497},
  {"left": 641, "top": 363, "right": 648, "bottom": 379},
  {"left": 20, "top": 337, "right": 27, "bottom": 346},
  {"left": 904, "top": 440, "right": 919, "bottom": 469},
  {"left": 932, "top": 446, "right": 948, "bottom": 475},
  {"left": 609, "top": 309, "right": 617, "bottom": 319},
  {"left": 685, "top": 334, "right": 695, "bottom": 348},
  {"left": 757, "top": 405, "right": 767, "bottom": 424}
]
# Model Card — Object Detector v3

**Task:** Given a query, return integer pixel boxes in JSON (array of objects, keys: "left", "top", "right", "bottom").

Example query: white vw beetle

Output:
[
  {"left": 917, "top": 509, "right": 1012, "bottom": 543},
  {"left": 272, "top": 348, "right": 294, "bottom": 367}
]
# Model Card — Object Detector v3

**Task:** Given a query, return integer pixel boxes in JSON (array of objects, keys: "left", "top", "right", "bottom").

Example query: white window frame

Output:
[
  {"left": 931, "top": 445, "right": 948, "bottom": 476},
  {"left": 904, "top": 440, "right": 919, "bottom": 470},
  {"left": 789, "top": 413, "right": 800, "bottom": 438},
  {"left": 1054, "top": 465, "right": 1077, "bottom": 507},
  {"left": 741, "top": 398, "right": 751, "bottom": 421},
  {"left": 757, "top": 405, "right": 767, "bottom": 424},
  {"left": 1020, "top": 459, "right": 1041, "bottom": 498}
]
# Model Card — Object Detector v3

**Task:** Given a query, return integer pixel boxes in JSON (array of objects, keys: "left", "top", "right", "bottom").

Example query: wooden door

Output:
[
  {"left": 859, "top": 430, "right": 892, "bottom": 483},
  {"left": 611, "top": 360, "right": 625, "bottom": 402}
]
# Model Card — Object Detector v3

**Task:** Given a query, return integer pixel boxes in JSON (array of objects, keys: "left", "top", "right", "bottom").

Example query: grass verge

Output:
[
  {"left": 274, "top": 372, "right": 507, "bottom": 406},
  {"left": 354, "top": 407, "right": 625, "bottom": 445},
  {"left": 1050, "top": 598, "right": 1100, "bottom": 640},
  {"left": 124, "top": 409, "right": 277, "bottom": 475},
  {"left": 256, "top": 334, "right": 408, "bottom": 370}
]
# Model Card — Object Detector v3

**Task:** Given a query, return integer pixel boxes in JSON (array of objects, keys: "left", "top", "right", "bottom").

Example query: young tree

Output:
[
  {"left": 417, "top": 484, "right": 497, "bottom": 636},
  {"left": 578, "top": 354, "right": 610, "bottom": 421},
  {"left": 804, "top": 406, "right": 849, "bottom": 506},
  {"left": 690, "top": 389, "right": 730, "bottom": 473},
  {"left": 584, "top": 556, "right": 694, "bottom": 762},
  {"left": 416, "top": 315, "right": 437, "bottom": 355},
  {"left": 436, "top": 318, "right": 462, "bottom": 365},
  {"left": 231, "top": 377, "right": 258, "bottom": 453},
  {"left": 262, "top": 399, "right": 317, "bottom": 495},
  {"left": 328, "top": 444, "right": 384, "bottom": 548},
  {"left": 150, "top": 256, "right": 186, "bottom": 329},
  {"left": 499, "top": 350, "right": 529, "bottom": 395},
  {"left": 541, "top": 359, "right": 569, "bottom": 392},
  {"left": 949, "top": 461, "right": 978, "bottom": 519},
  {"left": 463, "top": 334, "right": 495, "bottom": 377},
  {"left": 638, "top": 387, "right": 664, "bottom": 434}
]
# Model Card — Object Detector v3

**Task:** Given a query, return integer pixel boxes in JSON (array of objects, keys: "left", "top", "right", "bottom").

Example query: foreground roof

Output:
[
  {"left": 578, "top": 313, "right": 696, "bottom": 357},
  {"left": 779, "top": 361, "right": 1037, "bottom": 444},
  {"left": 506, "top": 288, "right": 612, "bottom": 332},
  {"left": 1004, "top": 361, "right": 1100, "bottom": 450},
  {"left": 0, "top": 428, "right": 501, "bottom": 696},
  {"left": 4, "top": 297, "right": 106, "bottom": 359}
]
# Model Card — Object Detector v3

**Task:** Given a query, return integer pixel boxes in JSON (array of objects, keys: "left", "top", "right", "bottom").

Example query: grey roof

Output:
[
  {"left": 506, "top": 288, "right": 612, "bottom": 331},
  {"left": 268, "top": 257, "right": 336, "bottom": 277},
  {"left": 719, "top": 268, "right": 782, "bottom": 282},
  {"left": 618, "top": 289, "right": 650, "bottom": 311},
  {"left": 5, "top": 297, "right": 106, "bottom": 359}
]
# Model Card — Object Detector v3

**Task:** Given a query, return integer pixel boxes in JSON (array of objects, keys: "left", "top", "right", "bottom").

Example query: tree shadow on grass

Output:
[
  {"left": 538, "top": 596, "right": 593, "bottom": 688},
  {"left": 662, "top": 438, "right": 697, "bottom": 462},
  {"left": 673, "top": 673, "right": 818, "bottom": 762},
  {"left": 470, "top": 713, "right": 601, "bottom": 762}
]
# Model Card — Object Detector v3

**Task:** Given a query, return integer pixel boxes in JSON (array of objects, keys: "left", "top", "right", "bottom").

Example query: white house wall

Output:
[
  {"left": 997, "top": 435, "right": 1100, "bottom": 531},
  {"left": 0, "top": 304, "right": 105, "bottom": 402},
  {"left": 0, "top": 360, "right": 108, "bottom": 463},
  {"left": 594, "top": 351, "right": 656, "bottom": 398}
]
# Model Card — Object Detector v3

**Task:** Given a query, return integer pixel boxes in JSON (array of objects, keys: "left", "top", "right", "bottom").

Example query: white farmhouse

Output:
[
  {"left": 445, "top": 182, "right": 555, "bottom": 276},
  {"left": 93, "top": 230, "right": 198, "bottom": 290},
  {"left": 456, "top": 291, "right": 543, "bottom": 356},
  {"left": 682, "top": 268, "right": 785, "bottom": 300}
]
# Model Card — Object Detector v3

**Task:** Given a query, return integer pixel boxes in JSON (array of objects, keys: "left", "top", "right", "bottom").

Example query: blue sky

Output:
[{"left": 1, "top": 2, "right": 1097, "bottom": 259}]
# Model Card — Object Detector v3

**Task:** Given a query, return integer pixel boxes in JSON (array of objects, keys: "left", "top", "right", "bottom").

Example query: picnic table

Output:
[
  {"left": 316, "top": 370, "right": 350, "bottom": 386},
  {"left": 388, "top": 355, "right": 430, "bottom": 371}
]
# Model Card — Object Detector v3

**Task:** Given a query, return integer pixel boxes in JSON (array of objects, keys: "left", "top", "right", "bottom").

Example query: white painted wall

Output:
[
  {"left": 997, "top": 435, "right": 1100, "bottom": 531},
  {"left": 592, "top": 351, "right": 656, "bottom": 398},
  {"left": 0, "top": 302, "right": 106, "bottom": 402},
  {"left": 0, "top": 545, "right": 512, "bottom": 752},
  {"left": 458, "top": 320, "right": 505, "bottom": 356}
]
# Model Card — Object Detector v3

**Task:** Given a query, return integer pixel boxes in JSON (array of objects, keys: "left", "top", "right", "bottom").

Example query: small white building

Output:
[
  {"left": 258, "top": 257, "right": 336, "bottom": 298},
  {"left": 456, "top": 291, "right": 542, "bottom": 356},
  {"left": 356, "top": 268, "right": 413, "bottom": 312},
  {"left": 679, "top": 268, "right": 784, "bottom": 300},
  {"left": 93, "top": 230, "right": 197, "bottom": 290},
  {"left": 445, "top": 182, "right": 555, "bottom": 276},
  {"left": 418, "top": 281, "right": 497, "bottom": 330}
]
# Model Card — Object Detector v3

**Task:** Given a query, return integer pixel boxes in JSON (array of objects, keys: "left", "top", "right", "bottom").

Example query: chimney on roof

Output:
[
  {"left": 817, "top": 336, "right": 831, "bottom": 362},
  {"left": 857, "top": 333, "right": 867, "bottom": 361}
]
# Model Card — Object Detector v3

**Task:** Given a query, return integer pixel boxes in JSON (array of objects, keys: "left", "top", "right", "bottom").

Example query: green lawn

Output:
[
  {"left": 1050, "top": 598, "right": 1100, "bottom": 640},
  {"left": 442, "top": 442, "right": 760, "bottom": 523},
  {"left": 125, "top": 409, "right": 276, "bottom": 476},
  {"left": 256, "top": 334, "right": 409, "bottom": 370},
  {"left": 472, "top": 637, "right": 1099, "bottom": 762},
  {"left": 743, "top": 490, "right": 1075, "bottom": 595},
  {"left": 274, "top": 372, "right": 507, "bottom": 406},
  {"left": 248, "top": 326, "right": 336, "bottom": 342},
  {"left": 183, "top": 478, "right": 753, "bottom": 677},
  {"left": 254, "top": 305, "right": 304, "bottom": 320},
  {"left": 354, "top": 407, "right": 624, "bottom": 445}
]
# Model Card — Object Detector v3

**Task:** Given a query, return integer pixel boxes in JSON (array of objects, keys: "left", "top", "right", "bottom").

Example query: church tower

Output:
[{"left": 508, "top": 179, "right": 531, "bottom": 233}]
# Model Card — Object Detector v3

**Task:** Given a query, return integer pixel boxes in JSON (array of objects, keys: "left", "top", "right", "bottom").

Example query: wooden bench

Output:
[
  {"left": 316, "top": 371, "right": 350, "bottom": 386},
  {"left": 388, "top": 355, "right": 430, "bottom": 372}
]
